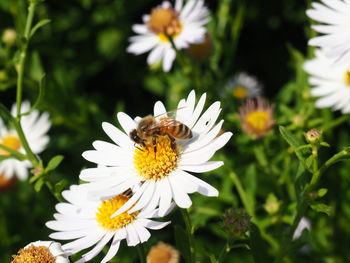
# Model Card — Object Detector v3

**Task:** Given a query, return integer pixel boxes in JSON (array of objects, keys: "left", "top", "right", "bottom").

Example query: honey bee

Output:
[{"left": 129, "top": 113, "right": 193, "bottom": 153}]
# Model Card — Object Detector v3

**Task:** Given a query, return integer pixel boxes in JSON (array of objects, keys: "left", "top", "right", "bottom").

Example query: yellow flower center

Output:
[
  {"left": 232, "top": 86, "right": 248, "bottom": 99},
  {"left": 344, "top": 71, "right": 350, "bottom": 86},
  {"left": 246, "top": 111, "right": 270, "bottom": 133},
  {"left": 148, "top": 8, "right": 182, "bottom": 42},
  {"left": 96, "top": 195, "right": 139, "bottom": 230},
  {"left": 12, "top": 246, "right": 55, "bottom": 263},
  {"left": 0, "top": 135, "right": 21, "bottom": 156},
  {"left": 134, "top": 136, "right": 178, "bottom": 180}
]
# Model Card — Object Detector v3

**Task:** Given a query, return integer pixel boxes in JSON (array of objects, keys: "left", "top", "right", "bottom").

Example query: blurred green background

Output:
[{"left": 2, "top": 0, "right": 350, "bottom": 262}]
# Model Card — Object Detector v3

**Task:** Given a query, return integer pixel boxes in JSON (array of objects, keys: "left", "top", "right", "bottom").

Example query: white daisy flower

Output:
[
  {"left": 303, "top": 49, "right": 350, "bottom": 113},
  {"left": 127, "top": 0, "right": 209, "bottom": 72},
  {"left": 0, "top": 101, "right": 51, "bottom": 180},
  {"left": 79, "top": 90, "right": 232, "bottom": 217},
  {"left": 11, "top": 240, "right": 69, "bottom": 263},
  {"left": 306, "top": 0, "right": 350, "bottom": 64},
  {"left": 225, "top": 72, "right": 262, "bottom": 100},
  {"left": 46, "top": 185, "right": 172, "bottom": 263}
]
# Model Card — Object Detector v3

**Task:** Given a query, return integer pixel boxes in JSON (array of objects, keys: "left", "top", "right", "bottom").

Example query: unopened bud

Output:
[
  {"left": 222, "top": 208, "right": 251, "bottom": 238},
  {"left": 2, "top": 28, "right": 17, "bottom": 46},
  {"left": 264, "top": 193, "right": 280, "bottom": 214},
  {"left": 292, "top": 115, "right": 304, "bottom": 127},
  {"left": 305, "top": 129, "right": 322, "bottom": 144},
  {"left": 0, "top": 70, "right": 7, "bottom": 81}
]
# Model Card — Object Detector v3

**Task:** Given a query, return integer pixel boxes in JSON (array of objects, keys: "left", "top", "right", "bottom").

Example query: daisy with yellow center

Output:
[
  {"left": 239, "top": 97, "right": 275, "bottom": 138},
  {"left": 304, "top": 49, "right": 350, "bottom": 114},
  {"left": 12, "top": 241, "right": 69, "bottom": 263},
  {"left": 226, "top": 72, "right": 262, "bottom": 100},
  {"left": 80, "top": 90, "right": 232, "bottom": 217},
  {"left": 46, "top": 185, "right": 171, "bottom": 263},
  {"left": 127, "top": 0, "right": 209, "bottom": 71},
  {"left": 0, "top": 101, "right": 51, "bottom": 180}
]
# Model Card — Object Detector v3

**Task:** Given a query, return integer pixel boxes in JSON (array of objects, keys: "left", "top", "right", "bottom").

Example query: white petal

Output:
[
  {"left": 125, "top": 224, "right": 140, "bottom": 246},
  {"left": 153, "top": 101, "right": 167, "bottom": 117},
  {"left": 133, "top": 222, "right": 151, "bottom": 243},
  {"left": 180, "top": 161, "right": 224, "bottom": 173},
  {"left": 102, "top": 122, "right": 134, "bottom": 149},
  {"left": 168, "top": 174, "right": 192, "bottom": 208},
  {"left": 76, "top": 232, "right": 114, "bottom": 263},
  {"left": 117, "top": 112, "right": 137, "bottom": 134},
  {"left": 101, "top": 235, "right": 121, "bottom": 263},
  {"left": 158, "top": 178, "right": 173, "bottom": 216},
  {"left": 181, "top": 171, "right": 218, "bottom": 196}
]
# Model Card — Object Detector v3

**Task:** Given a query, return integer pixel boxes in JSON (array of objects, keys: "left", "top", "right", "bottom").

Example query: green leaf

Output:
[
  {"left": 310, "top": 202, "right": 332, "bottom": 216},
  {"left": 317, "top": 188, "right": 328, "bottom": 198},
  {"left": 174, "top": 225, "right": 191, "bottom": 263},
  {"left": 30, "top": 19, "right": 51, "bottom": 38},
  {"left": 279, "top": 126, "right": 308, "bottom": 169},
  {"left": 34, "top": 178, "right": 45, "bottom": 192},
  {"left": 45, "top": 155, "right": 64, "bottom": 173},
  {"left": 249, "top": 223, "right": 272, "bottom": 263}
]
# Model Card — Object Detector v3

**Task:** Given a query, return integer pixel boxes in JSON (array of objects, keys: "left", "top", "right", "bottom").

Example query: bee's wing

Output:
[{"left": 153, "top": 107, "right": 186, "bottom": 119}]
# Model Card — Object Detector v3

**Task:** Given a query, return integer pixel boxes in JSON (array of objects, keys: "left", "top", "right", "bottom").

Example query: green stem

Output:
[
  {"left": 16, "top": 2, "right": 37, "bottom": 117},
  {"left": 0, "top": 144, "right": 27, "bottom": 160},
  {"left": 13, "top": 119, "right": 40, "bottom": 167},
  {"left": 230, "top": 172, "right": 254, "bottom": 216},
  {"left": 136, "top": 243, "right": 146, "bottom": 263},
  {"left": 274, "top": 146, "right": 320, "bottom": 263},
  {"left": 217, "top": 238, "right": 232, "bottom": 263},
  {"left": 181, "top": 208, "right": 196, "bottom": 263},
  {"left": 322, "top": 114, "right": 349, "bottom": 131}
]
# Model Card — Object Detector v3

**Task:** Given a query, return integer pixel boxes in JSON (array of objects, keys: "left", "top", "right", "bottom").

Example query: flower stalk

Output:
[
  {"left": 136, "top": 243, "right": 146, "bottom": 263},
  {"left": 181, "top": 208, "right": 196, "bottom": 263},
  {"left": 16, "top": 2, "right": 38, "bottom": 117}
]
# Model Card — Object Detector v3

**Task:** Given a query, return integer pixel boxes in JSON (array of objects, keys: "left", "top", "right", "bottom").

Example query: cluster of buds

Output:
[{"left": 222, "top": 208, "right": 251, "bottom": 238}]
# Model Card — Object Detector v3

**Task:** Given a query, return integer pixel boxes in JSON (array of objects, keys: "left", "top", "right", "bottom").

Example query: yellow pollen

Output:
[
  {"left": 12, "top": 246, "right": 55, "bottom": 263},
  {"left": 246, "top": 111, "right": 270, "bottom": 133},
  {"left": 134, "top": 136, "right": 178, "bottom": 180},
  {"left": 148, "top": 8, "right": 182, "bottom": 41},
  {"left": 232, "top": 86, "right": 248, "bottom": 99},
  {"left": 344, "top": 71, "right": 350, "bottom": 86},
  {"left": 0, "top": 135, "right": 21, "bottom": 156},
  {"left": 96, "top": 195, "right": 139, "bottom": 230}
]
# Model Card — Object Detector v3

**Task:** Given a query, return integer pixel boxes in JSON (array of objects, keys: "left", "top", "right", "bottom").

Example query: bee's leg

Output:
[
  {"left": 152, "top": 136, "right": 157, "bottom": 156},
  {"left": 167, "top": 134, "right": 177, "bottom": 151},
  {"left": 134, "top": 143, "right": 143, "bottom": 151}
]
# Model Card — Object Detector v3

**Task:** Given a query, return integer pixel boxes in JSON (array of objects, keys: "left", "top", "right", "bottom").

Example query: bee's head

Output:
[{"left": 129, "top": 129, "right": 142, "bottom": 144}]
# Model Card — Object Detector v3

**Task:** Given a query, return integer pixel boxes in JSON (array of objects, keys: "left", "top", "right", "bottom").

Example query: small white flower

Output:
[
  {"left": 12, "top": 240, "right": 69, "bottom": 263},
  {"left": 0, "top": 101, "right": 51, "bottom": 180},
  {"left": 127, "top": 0, "right": 209, "bottom": 71},
  {"left": 46, "top": 185, "right": 172, "bottom": 263},
  {"left": 225, "top": 72, "right": 263, "bottom": 100},
  {"left": 293, "top": 217, "right": 311, "bottom": 239},
  {"left": 306, "top": 0, "right": 350, "bottom": 64},
  {"left": 303, "top": 49, "right": 350, "bottom": 114},
  {"left": 79, "top": 90, "right": 232, "bottom": 217}
]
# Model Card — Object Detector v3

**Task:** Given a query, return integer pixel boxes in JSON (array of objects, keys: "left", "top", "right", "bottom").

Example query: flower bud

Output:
[
  {"left": 222, "top": 208, "right": 251, "bottom": 238},
  {"left": 264, "top": 193, "right": 280, "bottom": 214},
  {"left": 305, "top": 129, "right": 322, "bottom": 144},
  {"left": 2, "top": 28, "right": 17, "bottom": 46},
  {"left": 0, "top": 70, "right": 7, "bottom": 81}
]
